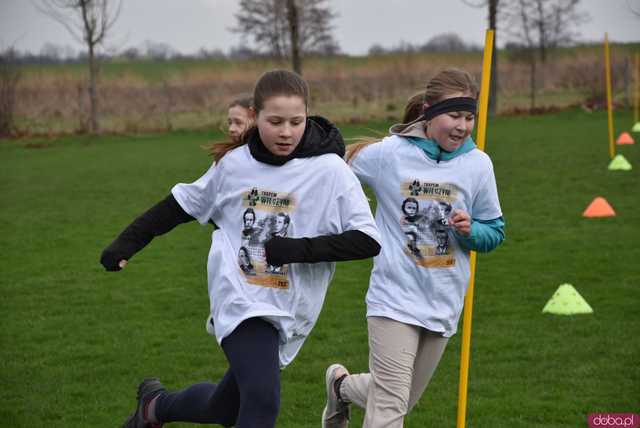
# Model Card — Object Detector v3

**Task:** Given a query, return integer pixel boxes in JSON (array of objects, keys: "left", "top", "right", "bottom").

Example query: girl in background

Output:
[
  {"left": 322, "top": 68, "right": 505, "bottom": 428},
  {"left": 226, "top": 95, "right": 254, "bottom": 143},
  {"left": 101, "top": 69, "right": 380, "bottom": 428},
  {"left": 203, "top": 96, "right": 254, "bottom": 158}
]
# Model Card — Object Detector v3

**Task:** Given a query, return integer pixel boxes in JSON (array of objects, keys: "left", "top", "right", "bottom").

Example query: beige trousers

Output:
[{"left": 340, "top": 316, "right": 449, "bottom": 428}]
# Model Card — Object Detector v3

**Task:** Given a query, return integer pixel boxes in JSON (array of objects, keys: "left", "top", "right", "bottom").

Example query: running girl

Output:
[
  {"left": 101, "top": 69, "right": 380, "bottom": 428},
  {"left": 322, "top": 68, "right": 505, "bottom": 428}
]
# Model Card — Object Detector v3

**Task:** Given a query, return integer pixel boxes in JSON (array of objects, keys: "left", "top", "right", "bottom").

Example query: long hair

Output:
[
  {"left": 424, "top": 68, "right": 479, "bottom": 105},
  {"left": 211, "top": 70, "right": 310, "bottom": 163},
  {"left": 347, "top": 68, "right": 479, "bottom": 164},
  {"left": 205, "top": 95, "right": 254, "bottom": 157},
  {"left": 229, "top": 95, "right": 253, "bottom": 111},
  {"left": 346, "top": 91, "right": 423, "bottom": 164},
  {"left": 402, "top": 91, "right": 426, "bottom": 124}
]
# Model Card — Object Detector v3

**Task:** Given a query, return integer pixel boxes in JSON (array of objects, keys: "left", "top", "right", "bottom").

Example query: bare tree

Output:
[
  {"left": 507, "top": 2, "right": 539, "bottom": 110},
  {"left": 286, "top": 0, "right": 302, "bottom": 74},
  {"left": 37, "top": 0, "right": 122, "bottom": 133},
  {"left": 626, "top": 0, "right": 640, "bottom": 17},
  {"left": 297, "top": 0, "right": 339, "bottom": 55},
  {"left": 503, "top": 0, "right": 588, "bottom": 62},
  {"left": 503, "top": 0, "right": 588, "bottom": 110},
  {"left": 0, "top": 48, "right": 22, "bottom": 137},
  {"left": 462, "top": 0, "right": 500, "bottom": 116},
  {"left": 143, "top": 41, "right": 176, "bottom": 61},
  {"left": 40, "top": 42, "right": 64, "bottom": 62},
  {"left": 421, "top": 33, "right": 470, "bottom": 52},
  {"left": 233, "top": 0, "right": 339, "bottom": 73},
  {"left": 487, "top": 0, "right": 499, "bottom": 116},
  {"left": 368, "top": 44, "right": 386, "bottom": 56}
]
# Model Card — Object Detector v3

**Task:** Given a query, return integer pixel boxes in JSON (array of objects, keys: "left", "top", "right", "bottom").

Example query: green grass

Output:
[{"left": 1, "top": 110, "right": 639, "bottom": 427}]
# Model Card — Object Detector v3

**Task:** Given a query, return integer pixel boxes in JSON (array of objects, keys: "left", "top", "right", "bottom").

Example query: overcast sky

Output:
[{"left": 1, "top": 0, "right": 639, "bottom": 56}]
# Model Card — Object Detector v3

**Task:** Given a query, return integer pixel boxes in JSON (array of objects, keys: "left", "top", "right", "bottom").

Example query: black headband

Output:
[{"left": 421, "top": 97, "right": 477, "bottom": 121}]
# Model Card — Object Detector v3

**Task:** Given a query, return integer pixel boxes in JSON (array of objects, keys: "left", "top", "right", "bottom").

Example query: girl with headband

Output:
[{"left": 322, "top": 68, "right": 505, "bottom": 428}]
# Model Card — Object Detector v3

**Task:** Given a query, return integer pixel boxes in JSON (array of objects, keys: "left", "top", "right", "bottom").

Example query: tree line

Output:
[
  {"left": 4, "top": 33, "right": 487, "bottom": 66},
  {"left": 5, "top": 0, "right": 632, "bottom": 137}
]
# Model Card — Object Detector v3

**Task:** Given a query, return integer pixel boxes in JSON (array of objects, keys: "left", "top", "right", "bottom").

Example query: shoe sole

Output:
[
  {"left": 122, "top": 378, "right": 164, "bottom": 428},
  {"left": 322, "top": 364, "right": 348, "bottom": 428},
  {"left": 321, "top": 406, "right": 329, "bottom": 427}
]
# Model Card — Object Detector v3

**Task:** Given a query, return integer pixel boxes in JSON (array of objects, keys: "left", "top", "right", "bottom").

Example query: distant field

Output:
[
  {"left": 1, "top": 110, "right": 639, "bottom": 427},
  {"left": 10, "top": 43, "right": 640, "bottom": 135}
]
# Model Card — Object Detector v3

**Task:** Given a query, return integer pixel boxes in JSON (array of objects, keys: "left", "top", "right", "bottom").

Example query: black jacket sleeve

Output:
[
  {"left": 264, "top": 230, "right": 380, "bottom": 267},
  {"left": 100, "top": 194, "right": 195, "bottom": 271}
]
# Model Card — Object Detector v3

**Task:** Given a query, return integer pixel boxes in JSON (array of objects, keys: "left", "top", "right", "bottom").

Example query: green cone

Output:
[
  {"left": 632, "top": 122, "right": 640, "bottom": 133},
  {"left": 608, "top": 154, "right": 632, "bottom": 171},
  {"left": 542, "top": 284, "right": 593, "bottom": 315}
]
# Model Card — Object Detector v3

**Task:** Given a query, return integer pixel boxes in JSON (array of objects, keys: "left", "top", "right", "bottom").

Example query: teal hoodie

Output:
[{"left": 388, "top": 120, "right": 505, "bottom": 253}]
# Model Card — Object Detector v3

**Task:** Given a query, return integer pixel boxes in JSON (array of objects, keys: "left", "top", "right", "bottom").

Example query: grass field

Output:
[{"left": 1, "top": 109, "right": 639, "bottom": 427}]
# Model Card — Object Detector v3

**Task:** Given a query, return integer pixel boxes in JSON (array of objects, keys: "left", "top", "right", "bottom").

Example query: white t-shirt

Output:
[
  {"left": 350, "top": 135, "right": 502, "bottom": 337},
  {"left": 172, "top": 145, "right": 380, "bottom": 367}
]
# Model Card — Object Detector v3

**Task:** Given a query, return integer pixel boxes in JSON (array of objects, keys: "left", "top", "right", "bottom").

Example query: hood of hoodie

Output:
[
  {"left": 248, "top": 115, "right": 345, "bottom": 166},
  {"left": 388, "top": 119, "right": 476, "bottom": 162}
]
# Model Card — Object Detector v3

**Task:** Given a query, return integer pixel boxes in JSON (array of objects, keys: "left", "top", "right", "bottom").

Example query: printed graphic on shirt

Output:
[
  {"left": 400, "top": 180, "right": 458, "bottom": 268},
  {"left": 239, "top": 187, "right": 296, "bottom": 289}
]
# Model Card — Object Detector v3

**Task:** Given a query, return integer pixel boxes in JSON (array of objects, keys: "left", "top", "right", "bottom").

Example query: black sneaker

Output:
[{"left": 121, "top": 378, "right": 166, "bottom": 428}]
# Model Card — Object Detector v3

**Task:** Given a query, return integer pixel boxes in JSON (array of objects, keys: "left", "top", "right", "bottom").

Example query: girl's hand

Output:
[
  {"left": 100, "top": 245, "right": 129, "bottom": 271},
  {"left": 450, "top": 209, "right": 471, "bottom": 236}
]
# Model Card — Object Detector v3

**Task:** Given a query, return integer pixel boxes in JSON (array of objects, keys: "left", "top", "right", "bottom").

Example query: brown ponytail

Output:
[
  {"left": 402, "top": 92, "right": 426, "bottom": 124},
  {"left": 208, "top": 70, "right": 310, "bottom": 163},
  {"left": 345, "top": 139, "right": 378, "bottom": 164},
  {"left": 208, "top": 137, "right": 252, "bottom": 163}
]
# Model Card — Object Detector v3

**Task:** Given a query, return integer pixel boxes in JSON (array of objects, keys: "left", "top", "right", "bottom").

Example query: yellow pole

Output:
[
  {"left": 604, "top": 33, "right": 615, "bottom": 159},
  {"left": 456, "top": 28, "right": 493, "bottom": 428},
  {"left": 635, "top": 53, "right": 639, "bottom": 125}
]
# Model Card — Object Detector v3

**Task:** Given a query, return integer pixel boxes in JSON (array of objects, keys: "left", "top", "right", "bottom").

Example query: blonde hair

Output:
[
  {"left": 348, "top": 68, "right": 479, "bottom": 164},
  {"left": 204, "top": 95, "right": 255, "bottom": 158},
  {"left": 345, "top": 138, "right": 379, "bottom": 164},
  {"left": 229, "top": 95, "right": 253, "bottom": 110},
  {"left": 402, "top": 91, "right": 426, "bottom": 124},
  {"left": 424, "top": 68, "right": 479, "bottom": 104},
  {"left": 207, "top": 140, "right": 244, "bottom": 162}
]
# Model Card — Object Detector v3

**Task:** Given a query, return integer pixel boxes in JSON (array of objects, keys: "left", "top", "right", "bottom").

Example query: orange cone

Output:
[
  {"left": 582, "top": 197, "right": 616, "bottom": 218},
  {"left": 616, "top": 132, "right": 635, "bottom": 145}
]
